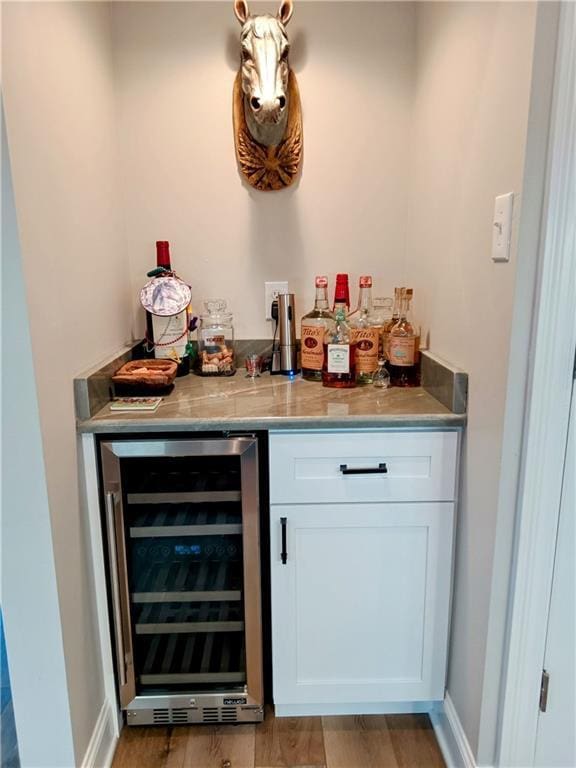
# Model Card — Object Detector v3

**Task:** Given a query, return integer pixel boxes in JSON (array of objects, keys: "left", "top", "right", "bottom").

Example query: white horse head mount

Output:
[{"left": 232, "top": 0, "right": 303, "bottom": 191}]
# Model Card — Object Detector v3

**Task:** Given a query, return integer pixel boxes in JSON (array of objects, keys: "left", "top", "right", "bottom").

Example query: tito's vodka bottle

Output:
[
  {"left": 301, "top": 276, "right": 335, "bottom": 382},
  {"left": 322, "top": 307, "right": 357, "bottom": 388},
  {"left": 349, "top": 275, "right": 381, "bottom": 385}
]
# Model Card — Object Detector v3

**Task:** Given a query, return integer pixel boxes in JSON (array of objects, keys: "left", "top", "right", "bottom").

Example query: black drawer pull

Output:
[
  {"left": 280, "top": 517, "right": 287, "bottom": 564},
  {"left": 339, "top": 463, "right": 388, "bottom": 475}
]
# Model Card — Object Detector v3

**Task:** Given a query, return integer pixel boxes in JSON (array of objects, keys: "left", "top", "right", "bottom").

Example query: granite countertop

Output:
[{"left": 77, "top": 370, "right": 466, "bottom": 434}]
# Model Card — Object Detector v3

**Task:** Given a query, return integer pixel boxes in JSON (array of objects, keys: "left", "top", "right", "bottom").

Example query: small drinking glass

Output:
[
  {"left": 373, "top": 359, "right": 390, "bottom": 389},
  {"left": 245, "top": 354, "right": 263, "bottom": 378}
]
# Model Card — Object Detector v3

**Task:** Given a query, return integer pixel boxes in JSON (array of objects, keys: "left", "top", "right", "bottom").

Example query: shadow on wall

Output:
[
  {"left": 248, "top": 180, "right": 305, "bottom": 276},
  {"left": 0, "top": 611, "right": 20, "bottom": 768}
]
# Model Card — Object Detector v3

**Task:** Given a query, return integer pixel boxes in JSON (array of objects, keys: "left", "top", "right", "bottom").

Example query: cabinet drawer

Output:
[{"left": 269, "top": 430, "right": 459, "bottom": 503}]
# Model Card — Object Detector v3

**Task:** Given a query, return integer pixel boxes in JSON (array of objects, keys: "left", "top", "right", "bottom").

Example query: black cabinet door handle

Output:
[
  {"left": 280, "top": 517, "right": 287, "bottom": 564},
  {"left": 339, "top": 463, "right": 388, "bottom": 475}
]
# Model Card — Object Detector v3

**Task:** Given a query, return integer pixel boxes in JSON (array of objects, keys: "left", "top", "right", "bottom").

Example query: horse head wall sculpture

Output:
[{"left": 232, "top": 0, "right": 303, "bottom": 191}]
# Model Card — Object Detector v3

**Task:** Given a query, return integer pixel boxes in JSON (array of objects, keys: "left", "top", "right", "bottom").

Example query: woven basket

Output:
[{"left": 112, "top": 359, "right": 178, "bottom": 391}]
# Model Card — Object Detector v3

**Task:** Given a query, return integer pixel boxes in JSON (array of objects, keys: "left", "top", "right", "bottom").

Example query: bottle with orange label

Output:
[
  {"left": 300, "top": 276, "right": 336, "bottom": 382},
  {"left": 388, "top": 288, "right": 419, "bottom": 386},
  {"left": 349, "top": 276, "right": 381, "bottom": 385}
]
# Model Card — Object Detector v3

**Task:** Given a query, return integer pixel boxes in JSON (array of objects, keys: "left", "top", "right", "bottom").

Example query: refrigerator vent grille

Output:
[
  {"left": 172, "top": 708, "right": 192, "bottom": 724},
  {"left": 152, "top": 708, "right": 193, "bottom": 724},
  {"left": 202, "top": 707, "right": 238, "bottom": 723}
]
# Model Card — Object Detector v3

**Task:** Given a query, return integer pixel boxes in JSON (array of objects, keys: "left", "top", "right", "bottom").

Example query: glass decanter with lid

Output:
[{"left": 196, "top": 299, "right": 235, "bottom": 376}]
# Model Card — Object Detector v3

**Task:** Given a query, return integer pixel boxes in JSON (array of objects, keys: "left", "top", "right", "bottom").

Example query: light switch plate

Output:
[
  {"left": 265, "top": 281, "right": 288, "bottom": 320},
  {"left": 492, "top": 192, "right": 514, "bottom": 262}
]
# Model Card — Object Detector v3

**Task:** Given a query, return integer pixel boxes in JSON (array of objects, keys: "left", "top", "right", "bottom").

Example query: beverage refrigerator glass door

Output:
[{"left": 99, "top": 437, "right": 263, "bottom": 726}]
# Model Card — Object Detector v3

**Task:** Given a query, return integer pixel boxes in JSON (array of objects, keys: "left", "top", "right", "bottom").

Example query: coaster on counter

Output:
[{"left": 109, "top": 397, "right": 162, "bottom": 412}]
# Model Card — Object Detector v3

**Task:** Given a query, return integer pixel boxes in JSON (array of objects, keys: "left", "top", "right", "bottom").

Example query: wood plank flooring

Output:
[{"left": 111, "top": 707, "right": 445, "bottom": 768}]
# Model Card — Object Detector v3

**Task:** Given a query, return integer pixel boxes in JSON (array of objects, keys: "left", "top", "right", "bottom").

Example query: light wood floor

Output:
[{"left": 111, "top": 707, "right": 446, "bottom": 768}]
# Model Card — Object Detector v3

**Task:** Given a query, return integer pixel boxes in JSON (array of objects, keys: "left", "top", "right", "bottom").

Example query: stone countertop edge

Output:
[
  {"left": 78, "top": 412, "right": 466, "bottom": 434},
  {"left": 74, "top": 343, "right": 135, "bottom": 422},
  {"left": 74, "top": 345, "right": 468, "bottom": 433}
]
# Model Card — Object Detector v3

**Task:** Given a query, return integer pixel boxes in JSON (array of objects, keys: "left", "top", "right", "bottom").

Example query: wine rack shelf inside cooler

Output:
[
  {"left": 123, "top": 461, "right": 241, "bottom": 495},
  {"left": 138, "top": 630, "right": 246, "bottom": 686},
  {"left": 127, "top": 490, "right": 241, "bottom": 506},
  {"left": 128, "top": 502, "right": 242, "bottom": 538},
  {"left": 131, "top": 559, "right": 243, "bottom": 603},
  {"left": 135, "top": 601, "right": 244, "bottom": 635}
]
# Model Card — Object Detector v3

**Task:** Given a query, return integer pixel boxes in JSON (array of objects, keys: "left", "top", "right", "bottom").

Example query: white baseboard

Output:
[
  {"left": 81, "top": 701, "right": 118, "bottom": 768},
  {"left": 430, "top": 694, "right": 480, "bottom": 768},
  {"left": 275, "top": 701, "right": 436, "bottom": 717}
]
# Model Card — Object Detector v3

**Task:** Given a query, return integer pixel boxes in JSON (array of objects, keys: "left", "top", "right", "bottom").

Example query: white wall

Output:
[
  {"left": 111, "top": 1, "right": 416, "bottom": 338},
  {"left": 1, "top": 106, "right": 76, "bottom": 768},
  {"left": 2, "top": 3, "right": 132, "bottom": 762},
  {"left": 405, "top": 2, "right": 538, "bottom": 760},
  {"left": 479, "top": 5, "right": 559, "bottom": 762}
]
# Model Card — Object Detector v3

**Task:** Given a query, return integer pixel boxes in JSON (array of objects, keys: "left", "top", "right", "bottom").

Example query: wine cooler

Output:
[{"left": 99, "top": 437, "right": 263, "bottom": 725}]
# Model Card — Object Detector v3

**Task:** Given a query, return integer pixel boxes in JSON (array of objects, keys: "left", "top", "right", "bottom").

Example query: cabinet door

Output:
[{"left": 270, "top": 503, "right": 454, "bottom": 707}]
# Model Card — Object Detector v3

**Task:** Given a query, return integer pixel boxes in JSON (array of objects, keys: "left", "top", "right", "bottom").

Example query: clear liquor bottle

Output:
[
  {"left": 322, "top": 307, "right": 357, "bottom": 388},
  {"left": 382, "top": 287, "right": 402, "bottom": 362},
  {"left": 388, "top": 288, "right": 419, "bottom": 387},
  {"left": 349, "top": 276, "right": 381, "bottom": 385},
  {"left": 372, "top": 296, "right": 393, "bottom": 359},
  {"left": 300, "top": 276, "right": 335, "bottom": 382}
]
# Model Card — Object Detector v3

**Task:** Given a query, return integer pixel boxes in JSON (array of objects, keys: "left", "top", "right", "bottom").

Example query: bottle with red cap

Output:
[
  {"left": 155, "top": 240, "right": 171, "bottom": 270},
  {"left": 300, "top": 276, "right": 335, "bottom": 382},
  {"left": 333, "top": 273, "right": 350, "bottom": 315},
  {"left": 142, "top": 241, "right": 192, "bottom": 376}
]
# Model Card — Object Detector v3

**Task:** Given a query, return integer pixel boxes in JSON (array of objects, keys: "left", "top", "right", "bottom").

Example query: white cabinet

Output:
[{"left": 269, "top": 430, "right": 459, "bottom": 716}]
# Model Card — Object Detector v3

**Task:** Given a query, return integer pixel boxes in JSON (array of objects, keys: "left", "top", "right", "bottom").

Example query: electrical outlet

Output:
[{"left": 265, "top": 281, "right": 288, "bottom": 320}]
